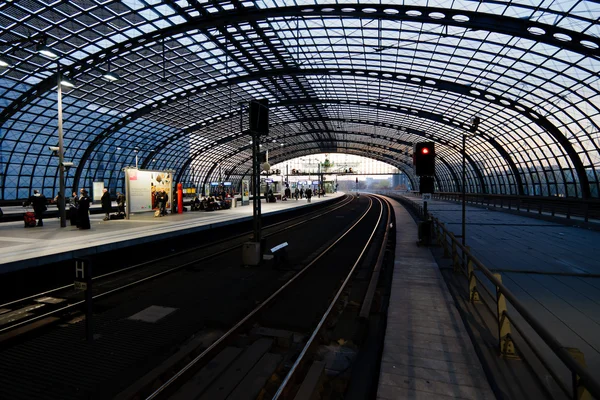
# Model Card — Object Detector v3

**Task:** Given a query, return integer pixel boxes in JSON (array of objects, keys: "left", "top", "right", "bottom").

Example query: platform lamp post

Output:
[
  {"left": 56, "top": 64, "right": 75, "bottom": 228},
  {"left": 245, "top": 99, "right": 269, "bottom": 266},
  {"left": 462, "top": 116, "right": 480, "bottom": 250}
]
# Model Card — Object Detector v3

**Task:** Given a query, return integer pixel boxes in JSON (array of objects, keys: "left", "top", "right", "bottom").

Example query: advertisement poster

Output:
[
  {"left": 92, "top": 182, "right": 104, "bottom": 202},
  {"left": 242, "top": 180, "right": 249, "bottom": 206},
  {"left": 124, "top": 168, "right": 173, "bottom": 214}
]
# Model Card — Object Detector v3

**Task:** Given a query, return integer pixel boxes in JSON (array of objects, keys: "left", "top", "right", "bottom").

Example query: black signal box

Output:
[
  {"left": 413, "top": 142, "right": 435, "bottom": 176},
  {"left": 419, "top": 176, "right": 435, "bottom": 194},
  {"left": 249, "top": 99, "right": 269, "bottom": 135}
]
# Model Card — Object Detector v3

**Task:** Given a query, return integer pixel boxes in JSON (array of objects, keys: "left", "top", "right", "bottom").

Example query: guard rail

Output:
[
  {"left": 394, "top": 194, "right": 600, "bottom": 400},
  {"left": 408, "top": 191, "right": 600, "bottom": 222}
]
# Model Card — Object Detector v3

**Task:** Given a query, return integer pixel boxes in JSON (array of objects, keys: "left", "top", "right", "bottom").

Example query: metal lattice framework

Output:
[{"left": 0, "top": 0, "right": 599, "bottom": 200}]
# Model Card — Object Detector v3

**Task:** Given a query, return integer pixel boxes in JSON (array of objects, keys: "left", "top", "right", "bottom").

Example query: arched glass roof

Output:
[{"left": 0, "top": 0, "right": 598, "bottom": 200}]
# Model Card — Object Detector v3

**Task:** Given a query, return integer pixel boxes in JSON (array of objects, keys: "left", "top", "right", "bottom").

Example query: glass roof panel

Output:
[{"left": 1, "top": 0, "right": 599, "bottom": 199}]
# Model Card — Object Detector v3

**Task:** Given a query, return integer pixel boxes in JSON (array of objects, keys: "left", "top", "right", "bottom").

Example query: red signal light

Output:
[{"left": 422, "top": 147, "right": 430, "bottom": 155}]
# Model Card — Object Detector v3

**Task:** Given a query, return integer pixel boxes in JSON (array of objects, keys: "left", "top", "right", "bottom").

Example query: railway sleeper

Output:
[
  {"left": 173, "top": 337, "right": 283, "bottom": 400},
  {"left": 292, "top": 361, "right": 326, "bottom": 400},
  {"left": 250, "top": 326, "right": 302, "bottom": 349}
]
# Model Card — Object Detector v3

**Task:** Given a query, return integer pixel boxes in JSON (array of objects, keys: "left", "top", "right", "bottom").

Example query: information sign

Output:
[
  {"left": 241, "top": 180, "right": 249, "bottom": 205},
  {"left": 124, "top": 168, "right": 173, "bottom": 215},
  {"left": 422, "top": 193, "right": 432, "bottom": 201}
]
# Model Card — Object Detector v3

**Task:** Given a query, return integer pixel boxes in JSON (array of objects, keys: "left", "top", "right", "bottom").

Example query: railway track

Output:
[
  {"left": 0, "top": 194, "right": 354, "bottom": 341},
  {"left": 117, "top": 194, "right": 394, "bottom": 400}
]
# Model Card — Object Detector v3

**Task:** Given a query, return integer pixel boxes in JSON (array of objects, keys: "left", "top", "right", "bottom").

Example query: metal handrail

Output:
[
  {"left": 408, "top": 191, "right": 600, "bottom": 222},
  {"left": 407, "top": 191, "right": 600, "bottom": 205},
  {"left": 394, "top": 193, "right": 600, "bottom": 399}
]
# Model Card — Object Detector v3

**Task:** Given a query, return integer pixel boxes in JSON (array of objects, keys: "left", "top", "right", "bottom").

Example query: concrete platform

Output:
[
  {"left": 377, "top": 197, "right": 495, "bottom": 400},
  {"left": 0, "top": 193, "right": 344, "bottom": 274},
  {"left": 397, "top": 193, "right": 600, "bottom": 386}
]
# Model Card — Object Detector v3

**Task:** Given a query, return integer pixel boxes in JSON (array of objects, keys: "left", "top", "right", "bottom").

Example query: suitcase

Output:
[
  {"left": 24, "top": 211, "right": 36, "bottom": 228},
  {"left": 154, "top": 209, "right": 161, "bottom": 217}
]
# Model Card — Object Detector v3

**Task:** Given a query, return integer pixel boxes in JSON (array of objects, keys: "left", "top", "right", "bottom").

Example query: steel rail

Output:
[
  {"left": 0, "top": 194, "right": 352, "bottom": 310},
  {"left": 272, "top": 195, "right": 386, "bottom": 399},
  {"left": 397, "top": 193, "right": 600, "bottom": 398},
  {"left": 0, "top": 195, "right": 355, "bottom": 334},
  {"left": 144, "top": 194, "right": 377, "bottom": 400},
  {"left": 359, "top": 194, "right": 392, "bottom": 318}
]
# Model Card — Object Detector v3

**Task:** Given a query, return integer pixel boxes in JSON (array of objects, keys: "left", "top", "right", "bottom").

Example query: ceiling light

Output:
[
  {"left": 103, "top": 71, "right": 120, "bottom": 82},
  {"left": 0, "top": 57, "right": 10, "bottom": 68},
  {"left": 60, "top": 77, "right": 75, "bottom": 87},
  {"left": 37, "top": 42, "right": 58, "bottom": 59}
]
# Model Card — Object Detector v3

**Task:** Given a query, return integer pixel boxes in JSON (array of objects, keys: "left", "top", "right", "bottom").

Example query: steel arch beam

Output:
[
  {"left": 2, "top": 3, "right": 597, "bottom": 127},
  {"left": 178, "top": 136, "right": 464, "bottom": 194},
  {"left": 173, "top": 126, "right": 485, "bottom": 194},
  {"left": 174, "top": 133, "right": 413, "bottom": 184},
  {"left": 438, "top": 156, "right": 461, "bottom": 193},
  {"left": 152, "top": 102, "right": 522, "bottom": 194},
  {"left": 231, "top": 146, "right": 419, "bottom": 191},
  {"left": 273, "top": 148, "right": 421, "bottom": 190},
  {"left": 74, "top": 67, "right": 580, "bottom": 195},
  {"left": 179, "top": 136, "right": 413, "bottom": 181}
]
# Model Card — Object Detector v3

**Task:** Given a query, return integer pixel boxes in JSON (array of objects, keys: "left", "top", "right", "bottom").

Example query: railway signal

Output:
[{"left": 413, "top": 142, "right": 435, "bottom": 177}]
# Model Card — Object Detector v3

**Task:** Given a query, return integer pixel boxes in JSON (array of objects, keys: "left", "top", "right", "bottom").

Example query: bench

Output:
[{"left": 263, "top": 242, "right": 288, "bottom": 267}]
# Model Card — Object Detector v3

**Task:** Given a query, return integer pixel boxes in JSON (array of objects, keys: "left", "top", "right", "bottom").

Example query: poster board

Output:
[
  {"left": 92, "top": 182, "right": 104, "bottom": 202},
  {"left": 242, "top": 180, "right": 249, "bottom": 206},
  {"left": 124, "top": 168, "right": 174, "bottom": 217}
]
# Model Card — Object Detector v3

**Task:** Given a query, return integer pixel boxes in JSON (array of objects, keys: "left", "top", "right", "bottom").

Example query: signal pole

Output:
[
  {"left": 462, "top": 132, "right": 466, "bottom": 250},
  {"left": 462, "top": 116, "right": 480, "bottom": 251}
]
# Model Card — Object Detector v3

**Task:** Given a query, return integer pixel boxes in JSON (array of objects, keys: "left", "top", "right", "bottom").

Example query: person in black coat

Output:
[
  {"left": 305, "top": 188, "right": 312, "bottom": 203},
  {"left": 162, "top": 190, "right": 169, "bottom": 216},
  {"left": 116, "top": 192, "right": 126, "bottom": 215},
  {"left": 28, "top": 190, "right": 47, "bottom": 226},
  {"left": 69, "top": 191, "right": 79, "bottom": 226},
  {"left": 77, "top": 189, "right": 91, "bottom": 229},
  {"left": 54, "top": 192, "right": 64, "bottom": 219},
  {"left": 156, "top": 190, "right": 165, "bottom": 216},
  {"left": 101, "top": 188, "right": 111, "bottom": 221}
]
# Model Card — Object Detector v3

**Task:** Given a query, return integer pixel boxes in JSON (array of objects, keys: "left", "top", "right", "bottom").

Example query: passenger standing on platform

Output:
[
  {"left": 161, "top": 190, "right": 168, "bottom": 216},
  {"left": 101, "top": 188, "right": 111, "bottom": 221},
  {"left": 116, "top": 192, "right": 126, "bottom": 215},
  {"left": 28, "top": 190, "right": 47, "bottom": 227},
  {"left": 300, "top": 188, "right": 304, "bottom": 199},
  {"left": 54, "top": 192, "right": 64, "bottom": 219},
  {"left": 156, "top": 190, "right": 165, "bottom": 216},
  {"left": 69, "top": 191, "right": 79, "bottom": 226},
  {"left": 77, "top": 189, "right": 91, "bottom": 230},
  {"left": 305, "top": 187, "right": 312, "bottom": 203},
  {"left": 294, "top": 187, "right": 299, "bottom": 200},
  {"left": 267, "top": 189, "right": 275, "bottom": 203}
]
